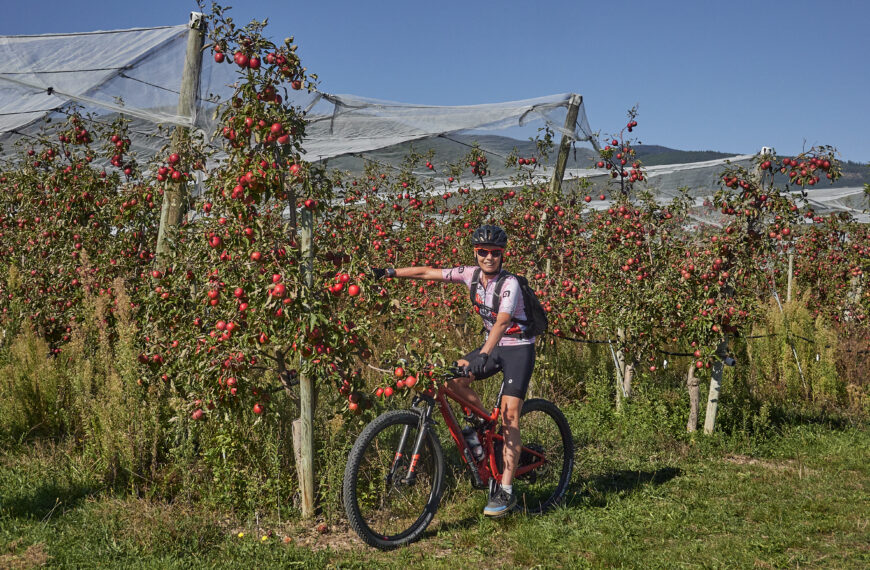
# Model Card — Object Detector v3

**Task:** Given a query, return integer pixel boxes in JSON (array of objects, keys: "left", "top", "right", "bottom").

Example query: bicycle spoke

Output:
[
  {"left": 344, "top": 410, "right": 443, "bottom": 547},
  {"left": 511, "top": 399, "right": 574, "bottom": 514}
]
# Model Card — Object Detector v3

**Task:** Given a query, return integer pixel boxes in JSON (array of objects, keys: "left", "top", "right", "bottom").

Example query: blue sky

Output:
[{"left": 3, "top": 0, "right": 868, "bottom": 163}]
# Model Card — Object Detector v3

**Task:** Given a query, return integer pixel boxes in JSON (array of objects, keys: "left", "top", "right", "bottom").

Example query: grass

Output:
[{"left": 1, "top": 409, "right": 867, "bottom": 569}]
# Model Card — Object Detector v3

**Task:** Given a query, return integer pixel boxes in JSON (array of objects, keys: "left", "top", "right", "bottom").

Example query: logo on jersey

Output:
[{"left": 502, "top": 290, "right": 511, "bottom": 299}]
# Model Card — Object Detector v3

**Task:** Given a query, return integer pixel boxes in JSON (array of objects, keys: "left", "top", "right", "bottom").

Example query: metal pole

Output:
[
  {"left": 157, "top": 12, "right": 205, "bottom": 260},
  {"left": 787, "top": 252, "right": 794, "bottom": 302}
]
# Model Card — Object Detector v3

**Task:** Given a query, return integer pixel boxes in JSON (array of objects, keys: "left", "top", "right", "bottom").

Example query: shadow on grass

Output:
[
  {"left": 564, "top": 466, "right": 683, "bottom": 508},
  {"left": 768, "top": 409, "right": 857, "bottom": 431},
  {"left": 422, "top": 466, "right": 683, "bottom": 539},
  {"left": 0, "top": 481, "right": 100, "bottom": 520}
]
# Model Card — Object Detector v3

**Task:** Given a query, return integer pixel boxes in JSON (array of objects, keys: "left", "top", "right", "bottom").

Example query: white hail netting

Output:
[
  {"left": 0, "top": 21, "right": 591, "bottom": 162},
  {"left": 0, "top": 20, "right": 865, "bottom": 223}
]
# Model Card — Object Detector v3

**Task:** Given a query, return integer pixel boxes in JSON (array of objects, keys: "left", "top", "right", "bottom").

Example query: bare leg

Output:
[
  {"left": 444, "top": 375, "right": 484, "bottom": 412},
  {"left": 499, "top": 395, "right": 523, "bottom": 487},
  {"left": 445, "top": 358, "right": 485, "bottom": 412}
]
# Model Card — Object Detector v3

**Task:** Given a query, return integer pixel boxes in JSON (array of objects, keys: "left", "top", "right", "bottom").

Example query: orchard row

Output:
[{"left": 0, "top": 13, "right": 866, "bottom": 425}]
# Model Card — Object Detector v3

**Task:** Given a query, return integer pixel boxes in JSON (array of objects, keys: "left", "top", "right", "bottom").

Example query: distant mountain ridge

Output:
[{"left": 321, "top": 134, "right": 868, "bottom": 188}]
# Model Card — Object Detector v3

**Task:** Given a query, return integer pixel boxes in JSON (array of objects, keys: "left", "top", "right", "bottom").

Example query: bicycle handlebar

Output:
[{"left": 449, "top": 363, "right": 470, "bottom": 378}]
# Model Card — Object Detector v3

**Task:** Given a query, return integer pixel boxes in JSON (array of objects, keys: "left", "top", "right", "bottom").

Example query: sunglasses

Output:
[{"left": 475, "top": 247, "right": 503, "bottom": 258}]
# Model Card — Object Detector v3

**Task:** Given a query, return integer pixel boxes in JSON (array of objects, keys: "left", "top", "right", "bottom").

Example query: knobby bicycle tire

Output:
[
  {"left": 343, "top": 409, "right": 445, "bottom": 550},
  {"left": 511, "top": 398, "right": 574, "bottom": 514}
]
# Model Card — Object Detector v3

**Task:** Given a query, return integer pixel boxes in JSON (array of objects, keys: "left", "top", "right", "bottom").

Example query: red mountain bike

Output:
[{"left": 343, "top": 366, "right": 574, "bottom": 550}]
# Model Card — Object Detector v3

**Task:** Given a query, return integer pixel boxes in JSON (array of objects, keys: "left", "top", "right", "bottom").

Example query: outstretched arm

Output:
[
  {"left": 374, "top": 266, "right": 447, "bottom": 282},
  {"left": 394, "top": 266, "right": 447, "bottom": 281}
]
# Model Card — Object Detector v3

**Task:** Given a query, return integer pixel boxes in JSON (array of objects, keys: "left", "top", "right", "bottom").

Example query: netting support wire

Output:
[
  {"left": 771, "top": 289, "right": 808, "bottom": 391},
  {"left": 438, "top": 133, "right": 513, "bottom": 161},
  {"left": 0, "top": 27, "right": 192, "bottom": 137},
  {"left": 0, "top": 73, "right": 193, "bottom": 129},
  {"left": 0, "top": 107, "right": 62, "bottom": 117}
]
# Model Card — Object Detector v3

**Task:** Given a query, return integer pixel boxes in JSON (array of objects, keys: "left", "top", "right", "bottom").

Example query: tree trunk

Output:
[
  {"left": 622, "top": 360, "right": 634, "bottom": 400},
  {"left": 614, "top": 329, "right": 626, "bottom": 411},
  {"left": 703, "top": 340, "right": 729, "bottom": 434},
  {"left": 686, "top": 363, "right": 700, "bottom": 432}
]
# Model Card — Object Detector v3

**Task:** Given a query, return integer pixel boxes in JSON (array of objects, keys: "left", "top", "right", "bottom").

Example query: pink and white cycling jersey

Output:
[{"left": 441, "top": 266, "right": 534, "bottom": 346}]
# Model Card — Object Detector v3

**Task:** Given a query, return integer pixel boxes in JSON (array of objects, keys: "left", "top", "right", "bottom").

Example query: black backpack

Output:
[{"left": 469, "top": 268, "right": 548, "bottom": 340}]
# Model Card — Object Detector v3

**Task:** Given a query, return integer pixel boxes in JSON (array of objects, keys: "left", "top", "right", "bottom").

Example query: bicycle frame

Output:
[
  {"left": 345, "top": 371, "right": 574, "bottom": 549},
  {"left": 395, "top": 379, "right": 548, "bottom": 491}
]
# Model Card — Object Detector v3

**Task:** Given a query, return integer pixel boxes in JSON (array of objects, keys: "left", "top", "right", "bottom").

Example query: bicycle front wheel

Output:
[
  {"left": 343, "top": 409, "right": 445, "bottom": 550},
  {"left": 513, "top": 398, "right": 574, "bottom": 514}
]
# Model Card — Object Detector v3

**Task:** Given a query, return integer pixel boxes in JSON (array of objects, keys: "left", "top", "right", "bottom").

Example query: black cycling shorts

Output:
[{"left": 463, "top": 343, "right": 535, "bottom": 400}]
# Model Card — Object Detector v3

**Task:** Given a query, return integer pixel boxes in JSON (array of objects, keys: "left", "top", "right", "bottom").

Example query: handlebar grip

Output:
[{"left": 450, "top": 362, "right": 470, "bottom": 377}]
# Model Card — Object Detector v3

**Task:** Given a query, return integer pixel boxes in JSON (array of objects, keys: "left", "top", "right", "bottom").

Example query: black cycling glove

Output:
[
  {"left": 468, "top": 352, "right": 489, "bottom": 377},
  {"left": 370, "top": 267, "right": 396, "bottom": 280}
]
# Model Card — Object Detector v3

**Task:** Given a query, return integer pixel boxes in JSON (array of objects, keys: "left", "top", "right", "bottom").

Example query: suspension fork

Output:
[
  {"left": 401, "top": 398, "right": 436, "bottom": 485},
  {"left": 386, "top": 424, "right": 413, "bottom": 486},
  {"left": 386, "top": 397, "right": 435, "bottom": 486}
]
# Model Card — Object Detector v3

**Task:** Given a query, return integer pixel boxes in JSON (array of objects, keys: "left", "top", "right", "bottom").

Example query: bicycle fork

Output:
[{"left": 388, "top": 401, "right": 435, "bottom": 486}]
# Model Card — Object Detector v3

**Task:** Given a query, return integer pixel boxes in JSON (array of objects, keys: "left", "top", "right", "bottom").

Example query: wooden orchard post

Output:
[
  {"left": 549, "top": 93, "right": 583, "bottom": 197},
  {"left": 535, "top": 94, "right": 583, "bottom": 247},
  {"left": 292, "top": 207, "right": 316, "bottom": 517},
  {"left": 156, "top": 12, "right": 204, "bottom": 261},
  {"left": 614, "top": 348, "right": 625, "bottom": 410}
]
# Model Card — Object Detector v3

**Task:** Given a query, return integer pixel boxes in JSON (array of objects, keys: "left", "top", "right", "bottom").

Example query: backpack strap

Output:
[
  {"left": 470, "top": 269, "right": 537, "bottom": 339},
  {"left": 469, "top": 267, "right": 482, "bottom": 309},
  {"left": 492, "top": 272, "right": 509, "bottom": 315},
  {"left": 470, "top": 268, "right": 505, "bottom": 323},
  {"left": 495, "top": 272, "right": 531, "bottom": 324}
]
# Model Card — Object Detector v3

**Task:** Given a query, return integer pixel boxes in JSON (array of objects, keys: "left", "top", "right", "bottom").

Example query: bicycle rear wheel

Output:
[
  {"left": 343, "top": 409, "right": 444, "bottom": 550},
  {"left": 512, "top": 398, "right": 574, "bottom": 514}
]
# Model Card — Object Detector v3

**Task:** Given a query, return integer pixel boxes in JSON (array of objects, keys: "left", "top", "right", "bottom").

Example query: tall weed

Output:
[
  {"left": 0, "top": 327, "right": 67, "bottom": 442},
  {"left": 0, "top": 274, "right": 166, "bottom": 489},
  {"left": 747, "top": 297, "right": 849, "bottom": 413}
]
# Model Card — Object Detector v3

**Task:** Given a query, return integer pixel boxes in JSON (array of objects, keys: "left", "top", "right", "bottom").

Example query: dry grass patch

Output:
[
  {"left": 723, "top": 454, "right": 819, "bottom": 476},
  {"left": 0, "top": 539, "right": 51, "bottom": 569}
]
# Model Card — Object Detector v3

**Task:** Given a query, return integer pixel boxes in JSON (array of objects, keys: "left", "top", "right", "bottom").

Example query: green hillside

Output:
[{"left": 320, "top": 134, "right": 869, "bottom": 189}]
